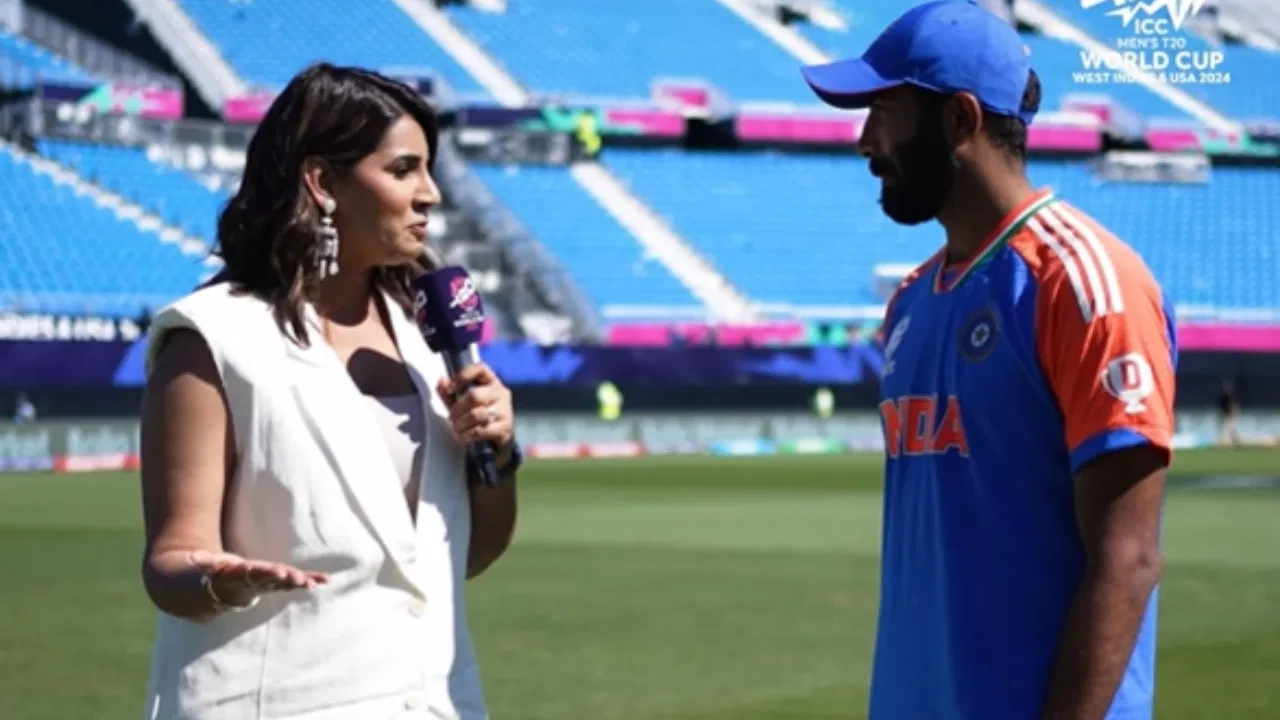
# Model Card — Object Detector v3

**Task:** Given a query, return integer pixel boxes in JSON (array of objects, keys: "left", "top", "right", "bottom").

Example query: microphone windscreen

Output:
[{"left": 411, "top": 266, "right": 486, "bottom": 352}]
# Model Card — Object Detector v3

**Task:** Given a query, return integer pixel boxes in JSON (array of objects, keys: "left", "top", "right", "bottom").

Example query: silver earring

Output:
[{"left": 318, "top": 197, "right": 339, "bottom": 279}]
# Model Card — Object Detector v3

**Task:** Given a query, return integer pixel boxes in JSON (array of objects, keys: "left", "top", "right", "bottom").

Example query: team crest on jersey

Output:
[{"left": 958, "top": 307, "right": 1001, "bottom": 363}]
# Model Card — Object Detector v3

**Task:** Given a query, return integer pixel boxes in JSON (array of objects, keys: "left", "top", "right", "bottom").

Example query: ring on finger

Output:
[{"left": 485, "top": 407, "right": 498, "bottom": 425}]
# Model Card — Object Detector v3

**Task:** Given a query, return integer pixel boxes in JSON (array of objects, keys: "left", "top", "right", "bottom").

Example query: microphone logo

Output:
[
  {"left": 449, "top": 276, "right": 480, "bottom": 312},
  {"left": 412, "top": 289, "right": 435, "bottom": 338},
  {"left": 447, "top": 275, "right": 484, "bottom": 333}
]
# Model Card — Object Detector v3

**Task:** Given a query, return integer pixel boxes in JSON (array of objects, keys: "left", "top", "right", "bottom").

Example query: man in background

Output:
[
  {"left": 1217, "top": 378, "right": 1241, "bottom": 446},
  {"left": 801, "top": 1, "right": 1176, "bottom": 718},
  {"left": 12, "top": 391, "right": 36, "bottom": 424}
]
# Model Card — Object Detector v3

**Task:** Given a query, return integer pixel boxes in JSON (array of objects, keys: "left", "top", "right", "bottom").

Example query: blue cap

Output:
[{"left": 801, "top": 1, "right": 1036, "bottom": 125}]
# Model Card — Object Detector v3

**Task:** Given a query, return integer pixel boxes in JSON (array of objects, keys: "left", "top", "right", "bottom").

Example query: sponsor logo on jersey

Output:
[
  {"left": 882, "top": 316, "right": 910, "bottom": 377},
  {"left": 879, "top": 394, "right": 970, "bottom": 458},
  {"left": 1101, "top": 353, "right": 1155, "bottom": 414}
]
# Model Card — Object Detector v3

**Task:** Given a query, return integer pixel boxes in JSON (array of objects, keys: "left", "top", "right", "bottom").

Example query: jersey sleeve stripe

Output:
[
  {"left": 1037, "top": 205, "right": 1114, "bottom": 318},
  {"left": 1045, "top": 203, "right": 1126, "bottom": 315},
  {"left": 1025, "top": 216, "right": 1096, "bottom": 323}
]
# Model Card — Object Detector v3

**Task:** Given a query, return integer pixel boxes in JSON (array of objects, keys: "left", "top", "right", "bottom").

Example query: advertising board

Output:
[{"left": 0, "top": 420, "right": 138, "bottom": 473}]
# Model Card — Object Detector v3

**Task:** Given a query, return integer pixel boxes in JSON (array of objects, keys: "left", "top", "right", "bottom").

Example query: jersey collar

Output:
[{"left": 932, "top": 189, "right": 1057, "bottom": 294}]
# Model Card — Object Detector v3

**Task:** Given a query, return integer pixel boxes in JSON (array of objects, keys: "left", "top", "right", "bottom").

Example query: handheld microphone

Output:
[{"left": 411, "top": 265, "right": 500, "bottom": 488}]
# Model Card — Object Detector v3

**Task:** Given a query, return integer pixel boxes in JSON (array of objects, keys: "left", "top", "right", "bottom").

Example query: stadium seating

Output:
[
  {"left": 446, "top": 0, "right": 821, "bottom": 103},
  {"left": 603, "top": 148, "right": 1280, "bottom": 312},
  {"left": 0, "top": 28, "right": 98, "bottom": 86},
  {"left": 604, "top": 149, "right": 895, "bottom": 307},
  {"left": 175, "top": 0, "right": 485, "bottom": 93},
  {"left": 468, "top": 164, "right": 698, "bottom": 308},
  {"left": 37, "top": 140, "right": 227, "bottom": 243},
  {"left": 0, "top": 145, "right": 208, "bottom": 316},
  {"left": 5, "top": 0, "right": 1276, "bottom": 325}
]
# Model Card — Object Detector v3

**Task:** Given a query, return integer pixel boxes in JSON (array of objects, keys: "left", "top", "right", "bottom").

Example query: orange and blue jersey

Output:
[{"left": 871, "top": 188, "right": 1176, "bottom": 719}]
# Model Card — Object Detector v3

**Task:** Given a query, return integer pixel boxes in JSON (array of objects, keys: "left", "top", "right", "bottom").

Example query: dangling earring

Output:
[{"left": 318, "top": 197, "right": 339, "bottom": 279}]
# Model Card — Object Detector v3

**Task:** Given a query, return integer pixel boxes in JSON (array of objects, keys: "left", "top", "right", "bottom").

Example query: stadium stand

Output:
[
  {"left": 1, "top": 0, "right": 1277, "bottom": 331},
  {"left": 445, "top": 0, "right": 819, "bottom": 102},
  {"left": 174, "top": 0, "right": 484, "bottom": 93},
  {"left": 603, "top": 148, "right": 881, "bottom": 308},
  {"left": 0, "top": 26, "right": 97, "bottom": 86},
  {"left": 469, "top": 164, "right": 697, "bottom": 309},
  {"left": 604, "top": 148, "right": 1280, "bottom": 312},
  {"left": 37, "top": 139, "right": 226, "bottom": 243},
  {"left": 0, "top": 142, "right": 208, "bottom": 316},
  {"left": 1216, "top": 0, "right": 1280, "bottom": 41}
]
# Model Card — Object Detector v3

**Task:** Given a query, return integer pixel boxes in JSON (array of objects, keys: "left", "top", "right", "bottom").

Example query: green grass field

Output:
[{"left": 1, "top": 449, "right": 1278, "bottom": 719}]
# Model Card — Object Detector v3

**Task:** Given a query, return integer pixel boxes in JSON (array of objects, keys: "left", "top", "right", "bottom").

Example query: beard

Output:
[{"left": 870, "top": 126, "right": 958, "bottom": 226}]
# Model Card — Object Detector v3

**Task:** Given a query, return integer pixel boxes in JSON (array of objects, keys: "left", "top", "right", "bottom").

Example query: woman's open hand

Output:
[{"left": 188, "top": 550, "right": 328, "bottom": 607}]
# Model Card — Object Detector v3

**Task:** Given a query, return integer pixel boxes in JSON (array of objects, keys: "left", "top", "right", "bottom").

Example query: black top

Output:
[{"left": 1219, "top": 391, "right": 1238, "bottom": 415}]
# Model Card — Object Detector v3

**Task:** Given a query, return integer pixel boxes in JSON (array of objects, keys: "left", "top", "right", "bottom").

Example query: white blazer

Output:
[{"left": 141, "top": 283, "right": 487, "bottom": 720}]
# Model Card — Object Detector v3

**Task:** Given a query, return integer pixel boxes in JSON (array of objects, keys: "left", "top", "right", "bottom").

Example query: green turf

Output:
[{"left": 0, "top": 449, "right": 1277, "bottom": 718}]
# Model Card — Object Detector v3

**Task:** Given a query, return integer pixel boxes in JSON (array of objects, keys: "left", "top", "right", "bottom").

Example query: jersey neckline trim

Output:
[{"left": 933, "top": 189, "right": 1057, "bottom": 294}]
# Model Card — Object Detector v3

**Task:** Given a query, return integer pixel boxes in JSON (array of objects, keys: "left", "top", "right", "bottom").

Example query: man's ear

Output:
[
  {"left": 943, "top": 92, "right": 985, "bottom": 152},
  {"left": 300, "top": 157, "right": 334, "bottom": 213}
]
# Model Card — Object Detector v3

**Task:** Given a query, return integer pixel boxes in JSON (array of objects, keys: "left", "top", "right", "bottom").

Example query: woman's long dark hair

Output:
[{"left": 213, "top": 62, "right": 441, "bottom": 345}]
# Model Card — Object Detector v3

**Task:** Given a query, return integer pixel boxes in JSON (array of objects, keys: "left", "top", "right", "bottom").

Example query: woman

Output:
[{"left": 139, "top": 63, "right": 520, "bottom": 720}]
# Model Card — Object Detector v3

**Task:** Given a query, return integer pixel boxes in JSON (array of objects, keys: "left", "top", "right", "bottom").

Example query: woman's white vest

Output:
[{"left": 141, "top": 283, "right": 487, "bottom": 720}]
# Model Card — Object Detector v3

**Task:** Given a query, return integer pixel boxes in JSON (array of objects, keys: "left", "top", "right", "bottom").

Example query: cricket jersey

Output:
[{"left": 870, "top": 189, "right": 1177, "bottom": 720}]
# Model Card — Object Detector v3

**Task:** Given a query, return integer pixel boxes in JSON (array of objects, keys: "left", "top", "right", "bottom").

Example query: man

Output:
[
  {"left": 1216, "top": 378, "right": 1240, "bottom": 446},
  {"left": 801, "top": 2, "right": 1176, "bottom": 718}
]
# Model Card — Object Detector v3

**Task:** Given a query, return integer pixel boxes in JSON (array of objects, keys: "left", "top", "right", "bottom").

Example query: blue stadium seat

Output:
[
  {"left": 1043, "top": 162, "right": 1280, "bottom": 311},
  {"left": 603, "top": 148, "right": 916, "bottom": 307},
  {"left": 0, "top": 29, "right": 99, "bottom": 87},
  {"left": 38, "top": 140, "right": 227, "bottom": 243},
  {"left": 0, "top": 146, "right": 209, "bottom": 316},
  {"left": 175, "top": 0, "right": 485, "bottom": 94},
  {"left": 468, "top": 164, "right": 698, "bottom": 308},
  {"left": 446, "top": 0, "right": 820, "bottom": 103},
  {"left": 602, "top": 148, "right": 1280, "bottom": 312}
]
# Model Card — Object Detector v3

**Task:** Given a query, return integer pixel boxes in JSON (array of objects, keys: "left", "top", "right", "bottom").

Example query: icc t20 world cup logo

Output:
[
  {"left": 1080, "top": 0, "right": 1205, "bottom": 31},
  {"left": 448, "top": 276, "right": 480, "bottom": 313},
  {"left": 447, "top": 274, "right": 484, "bottom": 335}
]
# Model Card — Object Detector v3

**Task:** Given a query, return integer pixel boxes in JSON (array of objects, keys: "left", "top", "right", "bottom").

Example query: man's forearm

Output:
[{"left": 1039, "top": 565, "right": 1160, "bottom": 720}]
